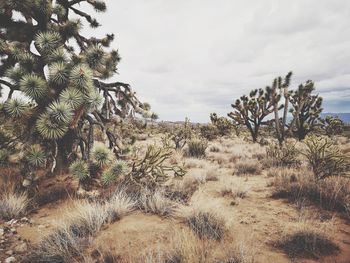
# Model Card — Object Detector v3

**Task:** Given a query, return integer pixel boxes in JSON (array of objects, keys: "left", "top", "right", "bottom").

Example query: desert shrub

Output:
[
  {"left": 209, "top": 145, "right": 221, "bottom": 152},
  {"left": 104, "top": 189, "right": 136, "bottom": 222},
  {"left": 302, "top": 135, "right": 350, "bottom": 180},
  {"left": 26, "top": 226, "right": 86, "bottom": 263},
  {"left": 210, "top": 113, "right": 233, "bottom": 136},
  {"left": 320, "top": 116, "right": 344, "bottom": 137},
  {"left": 265, "top": 141, "right": 300, "bottom": 167},
  {"left": 69, "top": 160, "right": 90, "bottom": 182},
  {"left": 200, "top": 124, "right": 219, "bottom": 141},
  {"left": 139, "top": 189, "right": 176, "bottom": 217},
  {"left": 235, "top": 160, "right": 262, "bottom": 175},
  {"left": 206, "top": 170, "right": 219, "bottom": 181},
  {"left": 186, "top": 209, "right": 226, "bottom": 240},
  {"left": 220, "top": 185, "right": 247, "bottom": 199},
  {"left": 165, "top": 177, "right": 199, "bottom": 204},
  {"left": 272, "top": 169, "right": 350, "bottom": 214},
  {"left": 168, "top": 118, "right": 192, "bottom": 149},
  {"left": 128, "top": 145, "right": 186, "bottom": 188},
  {"left": 68, "top": 201, "right": 108, "bottom": 237},
  {"left": 275, "top": 229, "right": 339, "bottom": 259},
  {"left": 0, "top": 191, "right": 29, "bottom": 220},
  {"left": 186, "top": 139, "right": 208, "bottom": 158},
  {"left": 101, "top": 160, "right": 126, "bottom": 186}
]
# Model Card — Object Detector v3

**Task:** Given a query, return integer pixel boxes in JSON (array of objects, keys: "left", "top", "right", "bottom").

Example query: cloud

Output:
[{"left": 84, "top": 0, "right": 350, "bottom": 122}]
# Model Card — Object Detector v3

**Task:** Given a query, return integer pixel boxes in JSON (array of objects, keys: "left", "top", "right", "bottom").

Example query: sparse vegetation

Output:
[
  {"left": 185, "top": 209, "right": 226, "bottom": 240},
  {"left": 275, "top": 228, "right": 339, "bottom": 259},
  {"left": 0, "top": 190, "right": 29, "bottom": 220},
  {"left": 186, "top": 139, "right": 208, "bottom": 158},
  {"left": 235, "top": 160, "right": 262, "bottom": 175}
]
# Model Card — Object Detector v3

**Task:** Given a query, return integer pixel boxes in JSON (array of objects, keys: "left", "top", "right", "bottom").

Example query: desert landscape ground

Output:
[
  {"left": 1, "top": 1, "right": 350, "bottom": 262},
  {"left": 1, "top": 126, "right": 350, "bottom": 263}
]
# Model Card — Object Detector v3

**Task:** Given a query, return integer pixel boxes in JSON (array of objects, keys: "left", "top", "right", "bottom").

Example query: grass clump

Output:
[
  {"left": 275, "top": 229, "right": 339, "bottom": 259},
  {"left": 235, "top": 159, "right": 262, "bottom": 175},
  {"left": 264, "top": 141, "right": 300, "bottom": 168},
  {"left": 139, "top": 189, "right": 177, "bottom": 217},
  {"left": 0, "top": 191, "right": 29, "bottom": 220},
  {"left": 186, "top": 209, "right": 226, "bottom": 240},
  {"left": 186, "top": 139, "right": 208, "bottom": 158}
]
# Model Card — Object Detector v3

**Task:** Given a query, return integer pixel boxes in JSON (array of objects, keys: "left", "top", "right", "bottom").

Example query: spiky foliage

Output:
[
  {"left": 0, "top": 0, "right": 143, "bottom": 174},
  {"left": 302, "top": 135, "right": 350, "bottom": 180},
  {"left": 19, "top": 74, "right": 47, "bottom": 100},
  {"left": 228, "top": 88, "right": 274, "bottom": 142},
  {"left": 59, "top": 88, "right": 84, "bottom": 110},
  {"left": 128, "top": 145, "right": 186, "bottom": 188},
  {"left": 210, "top": 113, "right": 233, "bottom": 136},
  {"left": 101, "top": 161, "right": 125, "bottom": 186},
  {"left": 69, "top": 160, "right": 90, "bottom": 182},
  {"left": 92, "top": 144, "right": 112, "bottom": 167},
  {"left": 4, "top": 98, "right": 29, "bottom": 118},
  {"left": 289, "top": 81, "right": 323, "bottom": 140},
  {"left": 26, "top": 144, "right": 46, "bottom": 167},
  {"left": 320, "top": 116, "right": 344, "bottom": 137},
  {"left": 169, "top": 117, "right": 192, "bottom": 149}
]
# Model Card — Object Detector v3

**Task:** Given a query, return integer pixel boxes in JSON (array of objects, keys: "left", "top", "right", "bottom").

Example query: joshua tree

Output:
[
  {"left": 228, "top": 89, "right": 274, "bottom": 142},
  {"left": 320, "top": 115, "right": 344, "bottom": 137},
  {"left": 268, "top": 71, "right": 293, "bottom": 146},
  {"left": 209, "top": 113, "right": 233, "bottom": 136},
  {"left": 0, "top": 0, "right": 144, "bottom": 174},
  {"left": 289, "top": 81, "right": 323, "bottom": 140}
]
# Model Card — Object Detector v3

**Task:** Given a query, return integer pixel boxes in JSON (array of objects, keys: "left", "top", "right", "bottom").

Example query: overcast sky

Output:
[{"left": 89, "top": 0, "right": 350, "bottom": 122}]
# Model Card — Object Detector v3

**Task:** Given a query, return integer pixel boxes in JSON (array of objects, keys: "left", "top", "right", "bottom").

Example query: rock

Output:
[
  {"left": 0, "top": 228, "right": 4, "bottom": 236},
  {"left": 10, "top": 228, "right": 16, "bottom": 234},
  {"left": 5, "top": 257, "right": 16, "bottom": 263},
  {"left": 5, "top": 250, "right": 13, "bottom": 255},
  {"left": 22, "top": 179, "right": 31, "bottom": 187},
  {"left": 38, "top": 224, "right": 46, "bottom": 229},
  {"left": 14, "top": 242, "right": 27, "bottom": 253},
  {"left": 20, "top": 217, "right": 29, "bottom": 223}
]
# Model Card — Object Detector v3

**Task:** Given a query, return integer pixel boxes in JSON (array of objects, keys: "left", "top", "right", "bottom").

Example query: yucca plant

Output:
[
  {"left": 69, "top": 160, "right": 90, "bottom": 182},
  {"left": 26, "top": 144, "right": 46, "bottom": 168},
  {"left": 101, "top": 161, "right": 125, "bottom": 186},
  {"left": 0, "top": 0, "right": 145, "bottom": 174},
  {"left": 92, "top": 144, "right": 112, "bottom": 168}
]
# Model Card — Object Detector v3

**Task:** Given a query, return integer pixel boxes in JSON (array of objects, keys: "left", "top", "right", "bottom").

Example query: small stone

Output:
[
  {"left": 38, "top": 225, "right": 46, "bottom": 229},
  {"left": 22, "top": 179, "right": 31, "bottom": 187},
  {"left": 14, "top": 242, "right": 27, "bottom": 253},
  {"left": 0, "top": 228, "right": 4, "bottom": 236},
  {"left": 5, "top": 250, "right": 13, "bottom": 256},
  {"left": 10, "top": 228, "right": 16, "bottom": 234},
  {"left": 5, "top": 257, "right": 16, "bottom": 263},
  {"left": 20, "top": 217, "right": 29, "bottom": 223}
]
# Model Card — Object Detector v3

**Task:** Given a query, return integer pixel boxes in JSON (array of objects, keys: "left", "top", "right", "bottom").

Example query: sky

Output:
[{"left": 54, "top": 1, "right": 350, "bottom": 122}]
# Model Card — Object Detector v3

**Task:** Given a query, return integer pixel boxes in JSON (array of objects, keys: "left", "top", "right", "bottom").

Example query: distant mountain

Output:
[{"left": 321, "top": 113, "right": 350, "bottom": 124}]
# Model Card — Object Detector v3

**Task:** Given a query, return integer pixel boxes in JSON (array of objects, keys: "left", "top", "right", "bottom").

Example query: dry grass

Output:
[
  {"left": 27, "top": 189, "right": 137, "bottom": 262},
  {"left": 139, "top": 189, "right": 177, "bottom": 217},
  {"left": 185, "top": 208, "right": 226, "bottom": 240},
  {"left": 206, "top": 170, "right": 219, "bottom": 181},
  {"left": 274, "top": 223, "right": 339, "bottom": 259},
  {"left": 271, "top": 168, "right": 350, "bottom": 216},
  {"left": 235, "top": 159, "right": 262, "bottom": 176},
  {"left": 220, "top": 184, "right": 248, "bottom": 199},
  {"left": 105, "top": 189, "right": 137, "bottom": 222},
  {"left": 0, "top": 190, "right": 29, "bottom": 220},
  {"left": 165, "top": 177, "right": 199, "bottom": 204}
]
